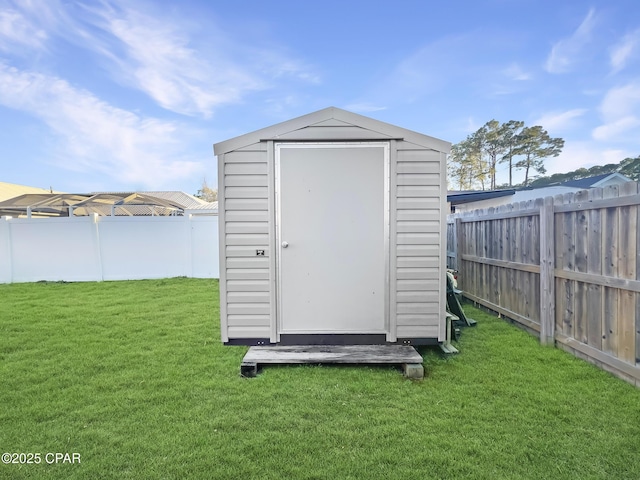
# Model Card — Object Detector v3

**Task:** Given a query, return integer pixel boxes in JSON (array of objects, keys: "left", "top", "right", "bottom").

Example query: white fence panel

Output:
[
  {"left": 190, "top": 215, "right": 219, "bottom": 278},
  {"left": 99, "top": 216, "right": 188, "bottom": 281},
  {"left": 0, "top": 214, "right": 219, "bottom": 283},
  {"left": 8, "top": 216, "right": 101, "bottom": 283}
]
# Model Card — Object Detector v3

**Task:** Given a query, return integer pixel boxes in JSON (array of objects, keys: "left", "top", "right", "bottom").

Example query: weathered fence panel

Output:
[{"left": 449, "top": 183, "right": 640, "bottom": 387}]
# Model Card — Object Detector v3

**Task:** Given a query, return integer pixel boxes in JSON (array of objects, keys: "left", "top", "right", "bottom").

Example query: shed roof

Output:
[{"left": 213, "top": 107, "right": 451, "bottom": 155}]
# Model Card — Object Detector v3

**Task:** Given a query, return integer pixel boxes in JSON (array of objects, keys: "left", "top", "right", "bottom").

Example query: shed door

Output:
[{"left": 276, "top": 143, "right": 388, "bottom": 334}]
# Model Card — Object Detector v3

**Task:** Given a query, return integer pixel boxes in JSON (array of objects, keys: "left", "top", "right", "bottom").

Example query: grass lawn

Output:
[{"left": 1, "top": 278, "right": 639, "bottom": 479}]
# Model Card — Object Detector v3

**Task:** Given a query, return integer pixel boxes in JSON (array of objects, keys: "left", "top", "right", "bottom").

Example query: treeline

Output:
[
  {"left": 525, "top": 156, "right": 640, "bottom": 188},
  {"left": 448, "top": 120, "right": 564, "bottom": 190}
]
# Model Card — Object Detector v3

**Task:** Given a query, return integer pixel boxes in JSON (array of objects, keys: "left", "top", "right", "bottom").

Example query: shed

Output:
[{"left": 214, "top": 107, "right": 451, "bottom": 347}]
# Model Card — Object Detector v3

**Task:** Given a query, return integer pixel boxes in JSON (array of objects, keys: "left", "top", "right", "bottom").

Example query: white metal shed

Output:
[{"left": 214, "top": 107, "right": 450, "bottom": 346}]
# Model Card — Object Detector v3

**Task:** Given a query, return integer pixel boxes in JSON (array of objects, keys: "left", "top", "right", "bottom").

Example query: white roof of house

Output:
[
  {"left": 93, "top": 191, "right": 218, "bottom": 211},
  {"left": 0, "top": 191, "right": 217, "bottom": 217}
]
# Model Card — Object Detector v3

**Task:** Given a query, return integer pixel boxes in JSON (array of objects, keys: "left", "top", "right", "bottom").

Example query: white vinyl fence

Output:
[{"left": 0, "top": 214, "right": 219, "bottom": 283}]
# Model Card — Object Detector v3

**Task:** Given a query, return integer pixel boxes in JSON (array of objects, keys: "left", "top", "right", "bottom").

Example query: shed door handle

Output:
[{"left": 281, "top": 241, "right": 289, "bottom": 248}]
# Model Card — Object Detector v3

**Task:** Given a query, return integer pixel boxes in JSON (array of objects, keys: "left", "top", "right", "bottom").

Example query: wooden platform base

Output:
[{"left": 240, "top": 345, "right": 424, "bottom": 379}]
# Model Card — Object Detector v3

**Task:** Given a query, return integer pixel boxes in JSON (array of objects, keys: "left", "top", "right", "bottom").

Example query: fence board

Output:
[
  {"left": 574, "top": 189, "right": 590, "bottom": 344},
  {"left": 587, "top": 188, "right": 603, "bottom": 350},
  {"left": 619, "top": 182, "right": 638, "bottom": 363},
  {"left": 540, "top": 197, "right": 554, "bottom": 343},
  {"left": 602, "top": 185, "right": 619, "bottom": 356}
]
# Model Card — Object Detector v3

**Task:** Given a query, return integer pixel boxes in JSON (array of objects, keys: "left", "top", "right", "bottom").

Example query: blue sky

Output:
[{"left": 1, "top": 0, "right": 640, "bottom": 194}]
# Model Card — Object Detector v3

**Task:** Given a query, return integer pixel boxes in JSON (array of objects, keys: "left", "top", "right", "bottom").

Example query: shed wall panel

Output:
[
  {"left": 221, "top": 146, "right": 272, "bottom": 342},
  {"left": 397, "top": 185, "right": 441, "bottom": 197},
  {"left": 397, "top": 174, "right": 440, "bottom": 185},
  {"left": 225, "top": 198, "right": 269, "bottom": 211},
  {"left": 226, "top": 246, "right": 270, "bottom": 257},
  {"left": 226, "top": 280, "right": 270, "bottom": 292},
  {"left": 397, "top": 162, "right": 441, "bottom": 174},
  {"left": 225, "top": 233, "right": 269, "bottom": 245},
  {"left": 225, "top": 222, "right": 269, "bottom": 234},
  {"left": 225, "top": 175, "right": 268, "bottom": 187},
  {"left": 394, "top": 146, "right": 445, "bottom": 336},
  {"left": 224, "top": 151, "right": 267, "bottom": 163},
  {"left": 225, "top": 186, "right": 269, "bottom": 198},
  {"left": 227, "top": 315, "right": 271, "bottom": 326},
  {"left": 397, "top": 267, "right": 439, "bottom": 280},
  {"left": 227, "top": 326, "right": 271, "bottom": 338},
  {"left": 397, "top": 256, "right": 439, "bottom": 268},
  {"left": 224, "top": 163, "right": 268, "bottom": 175},
  {"left": 226, "top": 268, "right": 270, "bottom": 280},
  {"left": 225, "top": 211, "right": 269, "bottom": 222},
  {"left": 396, "top": 221, "right": 440, "bottom": 233},
  {"left": 226, "top": 257, "right": 270, "bottom": 269},
  {"left": 397, "top": 197, "right": 439, "bottom": 209},
  {"left": 397, "top": 232, "right": 440, "bottom": 244},
  {"left": 227, "top": 303, "right": 270, "bottom": 315},
  {"left": 397, "top": 325, "right": 440, "bottom": 338}
]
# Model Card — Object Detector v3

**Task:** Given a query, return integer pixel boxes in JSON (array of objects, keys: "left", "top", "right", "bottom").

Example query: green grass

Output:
[{"left": 1, "top": 278, "right": 639, "bottom": 479}]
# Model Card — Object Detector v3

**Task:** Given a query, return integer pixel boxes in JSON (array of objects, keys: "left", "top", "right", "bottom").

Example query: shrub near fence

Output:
[{"left": 447, "top": 182, "right": 640, "bottom": 386}]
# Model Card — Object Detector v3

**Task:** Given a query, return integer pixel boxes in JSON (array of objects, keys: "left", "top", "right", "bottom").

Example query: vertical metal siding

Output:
[
  {"left": 394, "top": 145, "right": 444, "bottom": 338},
  {"left": 222, "top": 143, "right": 272, "bottom": 339}
]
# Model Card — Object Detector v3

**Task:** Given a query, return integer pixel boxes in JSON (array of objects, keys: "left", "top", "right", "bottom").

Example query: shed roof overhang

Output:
[{"left": 213, "top": 107, "right": 451, "bottom": 155}]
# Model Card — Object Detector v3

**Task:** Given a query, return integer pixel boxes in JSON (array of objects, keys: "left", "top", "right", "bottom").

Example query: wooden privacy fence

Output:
[{"left": 447, "top": 182, "right": 640, "bottom": 387}]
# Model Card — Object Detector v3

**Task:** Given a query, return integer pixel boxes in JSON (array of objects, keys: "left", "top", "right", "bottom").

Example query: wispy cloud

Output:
[
  {"left": 356, "top": 34, "right": 477, "bottom": 107},
  {"left": 592, "top": 81, "right": 640, "bottom": 141},
  {"left": 610, "top": 29, "right": 640, "bottom": 74},
  {"left": 503, "top": 63, "right": 531, "bottom": 81},
  {"left": 533, "top": 109, "right": 587, "bottom": 132},
  {"left": 545, "top": 8, "right": 597, "bottom": 74},
  {"left": 77, "top": 3, "right": 266, "bottom": 118},
  {"left": 0, "top": 8, "right": 48, "bottom": 51},
  {"left": 0, "top": 63, "right": 204, "bottom": 188},
  {"left": 1, "top": 0, "right": 319, "bottom": 118}
]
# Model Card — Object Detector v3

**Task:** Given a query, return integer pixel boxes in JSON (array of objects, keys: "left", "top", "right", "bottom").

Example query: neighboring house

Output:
[
  {"left": 0, "top": 181, "right": 61, "bottom": 202},
  {"left": 451, "top": 173, "right": 633, "bottom": 213},
  {"left": 0, "top": 191, "right": 217, "bottom": 218}
]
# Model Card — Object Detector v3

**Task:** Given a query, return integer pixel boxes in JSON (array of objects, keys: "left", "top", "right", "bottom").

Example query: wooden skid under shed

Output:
[{"left": 241, "top": 345, "right": 424, "bottom": 379}]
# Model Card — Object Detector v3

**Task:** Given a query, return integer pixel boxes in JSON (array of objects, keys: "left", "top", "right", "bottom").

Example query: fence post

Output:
[
  {"left": 455, "top": 216, "right": 463, "bottom": 281},
  {"left": 539, "top": 196, "right": 555, "bottom": 345}
]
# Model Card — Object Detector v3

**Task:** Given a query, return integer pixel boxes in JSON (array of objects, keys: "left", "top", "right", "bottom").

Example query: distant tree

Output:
[
  {"left": 478, "top": 119, "right": 507, "bottom": 190},
  {"left": 499, "top": 120, "right": 525, "bottom": 187},
  {"left": 195, "top": 178, "right": 218, "bottom": 202},
  {"left": 450, "top": 120, "right": 564, "bottom": 190},
  {"left": 513, "top": 126, "right": 564, "bottom": 186},
  {"left": 448, "top": 133, "right": 487, "bottom": 190},
  {"left": 618, "top": 156, "right": 640, "bottom": 181}
]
